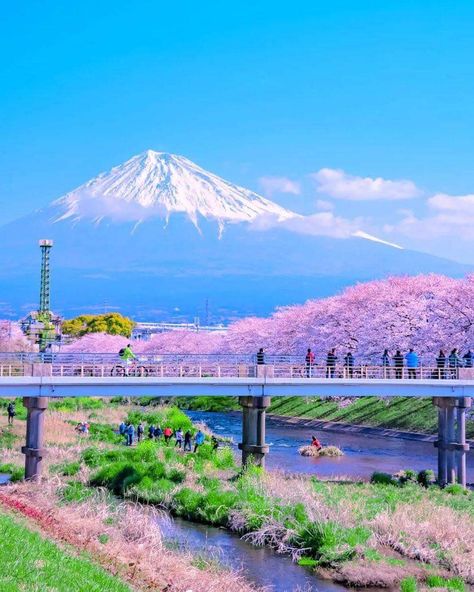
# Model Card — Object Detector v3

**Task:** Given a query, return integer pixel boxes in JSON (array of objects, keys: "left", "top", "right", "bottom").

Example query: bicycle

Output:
[{"left": 111, "top": 360, "right": 149, "bottom": 377}]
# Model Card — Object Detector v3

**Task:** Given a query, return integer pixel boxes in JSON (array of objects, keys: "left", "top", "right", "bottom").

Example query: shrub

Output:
[
  {"left": 426, "top": 576, "right": 465, "bottom": 591},
  {"left": 400, "top": 577, "right": 417, "bottom": 592},
  {"left": 296, "top": 521, "right": 371, "bottom": 565},
  {"left": 173, "top": 488, "right": 204, "bottom": 520},
  {"left": 444, "top": 484, "right": 468, "bottom": 496},
  {"left": 396, "top": 469, "right": 417, "bottom": 485},
  {"left": 417, "top": 469, "right": 436, "bottom": 487},
  {"left": 81, "top": 447, "right": 103, "bottom": 468},
  {"left": 370, "top": 472, "right": 398, "bottom": 486},
  {"left": 51, "top": 461, "right": 81, "bottom": 477},
  {"left": 59, "top": 481, "right": 94, "bottom": 503},
  {"left": 0, "top": 463, "right": 24, "bottom": 482},
  {"left": 89, "top": 423, "right": 122, "bottom": 444}
]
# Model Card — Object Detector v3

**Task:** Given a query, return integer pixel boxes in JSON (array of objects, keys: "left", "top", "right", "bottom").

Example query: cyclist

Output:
[{"left": 119, "top": 344, "right": 137, "bottom": 375}]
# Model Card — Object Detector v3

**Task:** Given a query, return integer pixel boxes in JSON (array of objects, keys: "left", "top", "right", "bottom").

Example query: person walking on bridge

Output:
[
  {"left": 448, "top": 348, "right": 461, "bottom": 378},
  {"left": 436, "top": 350, "right": 446, "bottom": 379},
  {"left": 405, "top": 348, "right": 418, "bottom": 379},
  {"left": 305, "top": 348, "right": 315, "bottom": 377},
  {"left": 326, "top": 349, "right": 337, "bottom": 378},
  {"left": 343, "top": 352, "right": 354, "bottom": 378},
  {"left": 256, "top": 348, "right": 265, "bottom": 365},
  {"left": 382, "top": 350, "right": 390, "bottom": 378},
  {"left": 393, "top": 350, "right": 404, "bottom": 379},
  {"left": 463, "top": 349, "right": 473, "bottom": 368}
]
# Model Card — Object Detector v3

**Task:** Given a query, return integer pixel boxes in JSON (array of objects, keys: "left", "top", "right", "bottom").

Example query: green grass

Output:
[
  {"left": 176, "top": 396, "right": 240, "bottom": 412},
  {"left": 0, "top": 511, "right": 132, "bottom": 591},
  {"left": 0, "top": 463, "right": 24, "bottom": 482},
  {"left": 269, "top": 396, "right": 474, "bottom": 437}
]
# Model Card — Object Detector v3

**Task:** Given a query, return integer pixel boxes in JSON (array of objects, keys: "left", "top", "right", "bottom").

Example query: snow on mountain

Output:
[
  {"left": 352, "top": 231, "right": 403, "bottom": 250},
  {"left": 53, "top": 150, "right": 294, "bottom": 228}
]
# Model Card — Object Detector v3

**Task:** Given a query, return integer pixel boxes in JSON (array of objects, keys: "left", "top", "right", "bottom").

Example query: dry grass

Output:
[
  {"left": 372, "top": 502, "right": 474, "bottom": 583},
  {"left": 298, "top": 445, "right": 343, "bottom": 457},
  {"left": 1, "top": 480, "right": 261, "bottom": 592}
]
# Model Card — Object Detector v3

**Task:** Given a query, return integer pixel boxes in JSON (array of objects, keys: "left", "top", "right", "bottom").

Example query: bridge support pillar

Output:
[
  {"left": 238, "top": 396, "right": 271, "bottom": 468},
  {"left": 21, "top": 397, "right": 48, "bottom": 480},
  {"left": 433, "top": 397, "right": 471, "bottom": 487}
]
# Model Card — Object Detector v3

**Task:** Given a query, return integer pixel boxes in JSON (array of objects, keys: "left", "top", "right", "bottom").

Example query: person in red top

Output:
[
  {"left": 305, "top": 348, "right": 315, "bottom": 377},
  {"left": 163, "top": 426, "right": 173, "bottom": 445},
  {"left": 311, "top": 435, "right": 322, "bottom": 450}
]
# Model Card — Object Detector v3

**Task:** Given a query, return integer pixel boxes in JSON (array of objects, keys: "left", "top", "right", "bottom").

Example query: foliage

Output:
[
  {"left": 51, "top": 461, "right": 81, "bottom": 477},
  {"left": 59, "top": 481, "right": 95, "bottom": 503},
  {"left": 371, "top": 472, "right": 398, "bottom": 486},
  {"left": 417, "top": 469, "right": 436, "bottom": 487},
  {"left": 295, "top": 521, "right": 371, "bottom": 565},
  {"left": 62, "top": 313, "right": 135, "bottom": 338},
  {"left": 49, "top": 397, "right": 105, "bottom": 412},
  {"left": 0, "top": 463, "right": 24, "bottom": 482},
  {"left": 444, "top": 484, "right": 468, "bottom": 496},
  {"left": 176, "top": 396, "right": 240, "bottom": 412},
  {"left": 400, "top": 577, "right": 418, "bottom": 592},
  {"left": 425, "top": 575, "right": 465, "bottom": 591},
  {"left": 0, "top": 511, "right": 131, "bottom": 591}
]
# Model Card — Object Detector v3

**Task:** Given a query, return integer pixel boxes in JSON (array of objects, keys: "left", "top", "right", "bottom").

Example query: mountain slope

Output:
[
  {"left": 0, "top": 150, "right": 472, "bottom": 319},
  {"left": 53, "top": 150, "right": 293, "bottom": 228}
]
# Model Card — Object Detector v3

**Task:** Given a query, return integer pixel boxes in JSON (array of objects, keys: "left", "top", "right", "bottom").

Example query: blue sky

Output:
[{"left": 2, "top": 1, "right": 474, "bottom": 262}]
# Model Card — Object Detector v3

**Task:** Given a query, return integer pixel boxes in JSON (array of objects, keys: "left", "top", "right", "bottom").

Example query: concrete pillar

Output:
[
  {"left": 434, "top": 398, "right": 448, "bottom": 487},
  {"left": 21, "top": 397, "right": 48, "bottom": 480},
  {"left": 455, "top": 398, "right": 472, "bottom": 488},
  {"left": 446, "top": 402, "right": 456, "bottom": 484},
  {"left": 238, "top": 396, "right": 271, "bottom": 468}
]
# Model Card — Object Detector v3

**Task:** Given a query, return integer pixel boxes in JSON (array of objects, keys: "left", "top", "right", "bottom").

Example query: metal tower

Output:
[{"left": 38, "top": 239, "right": 53, "bottom": 314}]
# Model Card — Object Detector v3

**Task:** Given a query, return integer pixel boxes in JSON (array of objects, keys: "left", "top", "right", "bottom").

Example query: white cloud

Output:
[
  {"left": 250, "top": 211, "right": 362, "bottom": 239},
  {"left": 311, "top": 168, "right": 422, "bottom": 201},
  {"left": 315, "top": 199, "right": 334, "bottom": 211},
  {"left": 385, "top": 193, "right": 474, "bottom": 241},
  {"left": 258, "top": 176, "right": 301, "bottom": 197}
]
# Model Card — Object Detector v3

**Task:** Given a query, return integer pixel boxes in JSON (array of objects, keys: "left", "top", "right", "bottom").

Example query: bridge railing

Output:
[{"left": 0, "top": 352, "right": 470, "bottom": 380}]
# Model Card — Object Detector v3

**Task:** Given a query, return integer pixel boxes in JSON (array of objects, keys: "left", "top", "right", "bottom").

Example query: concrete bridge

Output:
[{"left": 0, "top": 353, "right": 473, "bottom": 487}]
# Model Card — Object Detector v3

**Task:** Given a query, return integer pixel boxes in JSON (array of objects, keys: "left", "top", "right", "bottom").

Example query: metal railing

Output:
[{"left": 0, "top": 352, "right": 471, "bottom": 380}]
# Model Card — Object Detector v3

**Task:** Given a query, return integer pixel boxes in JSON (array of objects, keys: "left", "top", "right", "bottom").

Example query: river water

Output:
[
  {"left": 187, "top": 410, "right": 474, "bottom": 482},
  {"left": 153, "top": 409, "right": 473, "bottom": 591}
]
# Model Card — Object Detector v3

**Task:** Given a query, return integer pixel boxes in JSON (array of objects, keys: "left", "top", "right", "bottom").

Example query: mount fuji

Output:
[{"left": 0, "top": 150, "right": 471, "bottom": 320}]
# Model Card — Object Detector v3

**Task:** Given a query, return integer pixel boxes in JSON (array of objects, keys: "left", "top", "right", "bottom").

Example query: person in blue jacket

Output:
[
  {"left": 193, "top": 429, "right": 205, "bottom": 453},
  {"left": 405, "top": 348, "right": 418, "bottom": 379}
]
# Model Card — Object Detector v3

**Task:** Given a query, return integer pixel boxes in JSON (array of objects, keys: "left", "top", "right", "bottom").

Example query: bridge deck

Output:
[{"left": 1, "top": 376, "right": 474, "bottom": 398}]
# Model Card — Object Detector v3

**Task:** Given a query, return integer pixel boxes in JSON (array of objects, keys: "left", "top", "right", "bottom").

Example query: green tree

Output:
[{"left": 62, "top": 313, "right": 135, "bottom": 338}]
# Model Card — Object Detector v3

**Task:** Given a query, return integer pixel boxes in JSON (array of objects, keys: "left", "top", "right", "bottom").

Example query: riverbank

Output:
[
  {"left": 267, "top": 413, "right": 474, "bottom": 444},
  {"left": 1, "top": 403, "right": 473, "bottom": 590},
  {"left": 268, "top": 396, "right": 474, "bottom": 438}
]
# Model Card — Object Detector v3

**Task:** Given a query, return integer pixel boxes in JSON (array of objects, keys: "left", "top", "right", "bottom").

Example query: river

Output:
[
  {"left": 153, "top": 409, "right": 473, "bottom": 591},
  {"left": 187, "top": 410, "right": 474, "bottom": 481}
]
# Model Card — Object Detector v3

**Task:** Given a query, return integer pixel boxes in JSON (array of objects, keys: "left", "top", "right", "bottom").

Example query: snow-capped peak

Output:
[{"left": 54, "top": 150, "right": 294, "bottom": 225}]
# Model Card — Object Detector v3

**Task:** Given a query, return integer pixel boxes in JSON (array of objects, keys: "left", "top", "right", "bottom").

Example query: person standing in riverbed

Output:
[
  {"left": 137, "top": 422, "right": 144, "bottom": 442},
  {"left": 154, "top": 425, "right": 163, "bottom": 441},
  {"left": 7, "top": 402, "right": 15, "bottom": 425},
  {"left": 163, "top": 426, "right": 173, "bottom": 445},
  {"left": 148, "top": 424, "right": 155, "bottom": 439},
  {"left": 184, "top": 430, "right": 192, "bottom": 452},
  {"left": 126, "top": 423, "right": 135, "bottom": 446},
  {"left": 175, "top": 428, "right": 183, "bottom": 449},
  {"left": 194, "top": 429, "right": 205, "bottom": 453}
]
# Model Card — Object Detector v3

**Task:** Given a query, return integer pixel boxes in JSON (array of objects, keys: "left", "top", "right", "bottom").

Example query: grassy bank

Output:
[
  {"left": 1, "top": 402, "right": 473, "bottom": 589},
  {"left": 44, "top": 406, "right": 473, "bottom": 588},
  {"left": 269, "top": 397, "right": 474, "bottom": 438},
  {"left": 0, "top": 510, "right": 132, "bottom": 592}
]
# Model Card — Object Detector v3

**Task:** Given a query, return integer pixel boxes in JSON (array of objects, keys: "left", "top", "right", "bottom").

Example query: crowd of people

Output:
[
  {"left": 257, "top": 347, "right": 474, "bottom": 378},
  {"left": 118, "top": 421, "right": 218, "bottom": 451}
]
